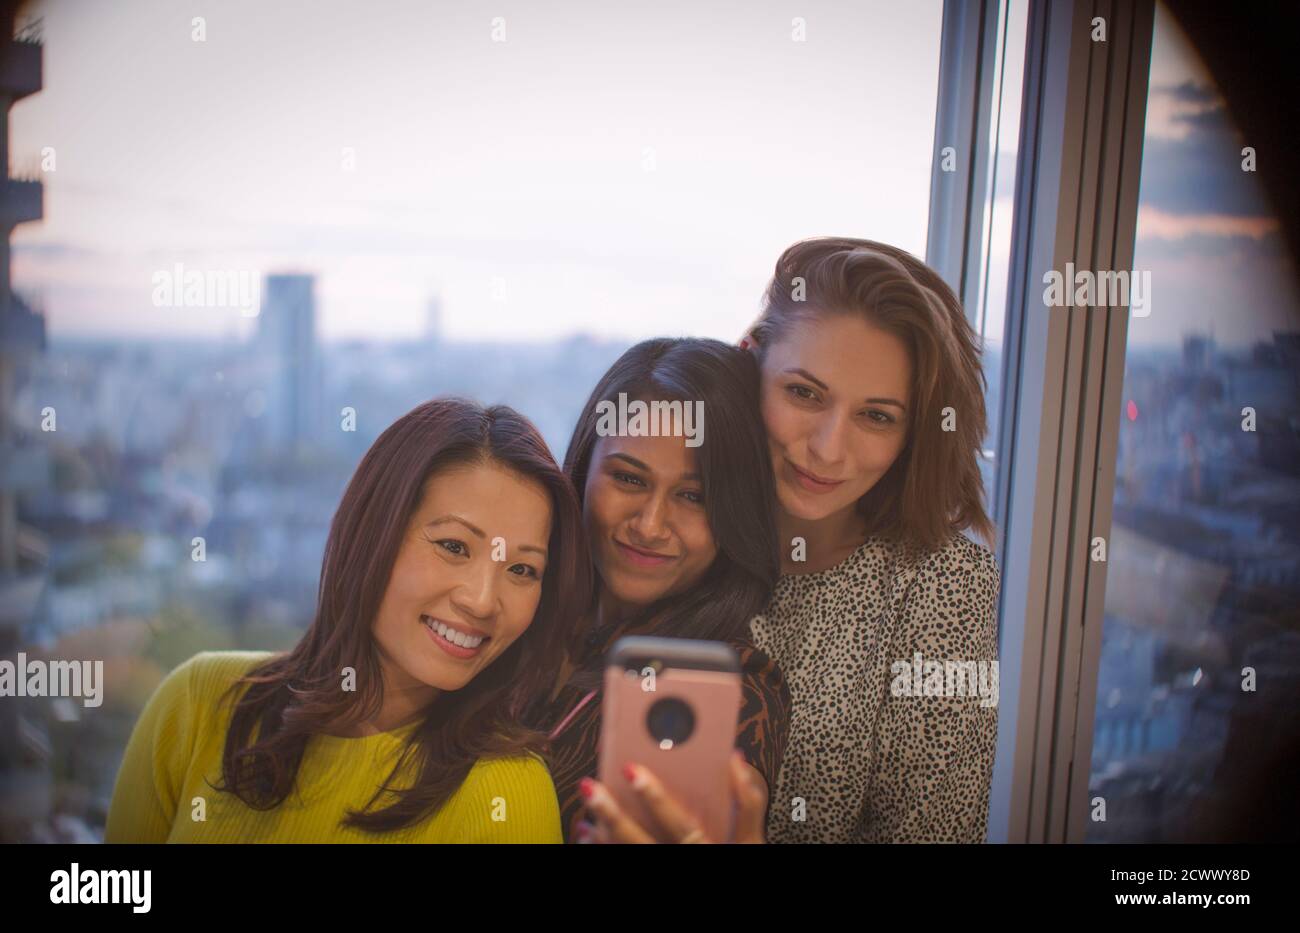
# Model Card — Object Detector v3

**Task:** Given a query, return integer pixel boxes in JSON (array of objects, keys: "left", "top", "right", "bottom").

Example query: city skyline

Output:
[
  {"left": 8, "top": 0, "right": 943, "bottom": 344},
  {"left": 8, "top": 1, "right": 1296, "bottom": 351}
]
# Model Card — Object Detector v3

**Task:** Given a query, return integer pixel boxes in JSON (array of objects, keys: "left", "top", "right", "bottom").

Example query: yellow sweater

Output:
[{"left": 105, "top": 651, "right": 561, "bottom": 843}]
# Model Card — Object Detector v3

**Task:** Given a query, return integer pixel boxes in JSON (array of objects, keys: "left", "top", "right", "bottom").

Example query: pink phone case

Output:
[{"left": 597, "top": 638, "right": 742, "bottom": 843}]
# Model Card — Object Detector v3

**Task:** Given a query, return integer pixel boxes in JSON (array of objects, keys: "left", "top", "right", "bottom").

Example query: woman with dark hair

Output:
[
  {"left": 528, "top": 337, "right": 790, "bottom": 843},
  {"left": 106, "top": 398, "right": 590, "bottom": 842},
  {"left": 588, "top": 238, "right": 1001, "bottom": 844}
]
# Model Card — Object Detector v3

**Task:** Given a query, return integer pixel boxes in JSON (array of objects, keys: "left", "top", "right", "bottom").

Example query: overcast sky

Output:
[
  {"left": 10, "top": 0, "right": 943, "bottom": 343},
  {"left": 9, "top": 0, "right": 1295, "bottom": 348}
]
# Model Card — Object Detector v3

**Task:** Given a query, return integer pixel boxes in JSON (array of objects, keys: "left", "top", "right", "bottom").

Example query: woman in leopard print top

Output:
[
  {"left": 743, "top": 238, "right": 1000, "bottom": 843},
  {"left": 583, "top": 238, "right": 1000, "bottom": 844},
  {"left": 751, "top": 534, "right": 999, "bottom": 842}
]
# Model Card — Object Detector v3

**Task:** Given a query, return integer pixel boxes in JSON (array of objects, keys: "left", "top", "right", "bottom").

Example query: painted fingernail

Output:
[
  {"left": 624, "top": 762, "right": 650, "bottom": 790},
  {"left": 579, "top": 777, "right": 596, "bottom": 800}
]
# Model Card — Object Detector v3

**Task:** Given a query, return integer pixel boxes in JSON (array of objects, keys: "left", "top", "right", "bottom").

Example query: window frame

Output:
[{"left": 927, "top": 0, "right": 1156, "bottom": 843}]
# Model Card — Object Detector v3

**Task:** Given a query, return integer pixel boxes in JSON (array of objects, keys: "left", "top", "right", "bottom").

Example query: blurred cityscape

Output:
[
  {"left": 3, "top": 1, "right": 1298, "bottom": 847},
  {"left": 1082, "top": 2, "right": 1300, "bottom": 838},
  {"left": 1087, "top": 332, "right": 1300, "bottom": 842},
  {"left": 0, "top": 266, "right": 631, "bottom": 840},
  {"left": 0, "top": 20, "right": 632, "bottom": 835}
]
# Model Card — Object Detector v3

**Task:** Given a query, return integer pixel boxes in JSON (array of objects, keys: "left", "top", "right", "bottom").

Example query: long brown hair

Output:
[
  {"left": 750, "top": 237, "right": 995, "bottom": 552},
  {"left": 213, "top": 398, "right": 591, "bottom": 833},
  {"left": 562, "top": 338, "right": 780, "bottom": 653}
]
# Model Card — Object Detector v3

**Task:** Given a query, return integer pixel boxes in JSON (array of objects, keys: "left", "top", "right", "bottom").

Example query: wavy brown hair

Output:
[
  {"left": 212, "top": 398, "right": 591, "bottom": 833},
  {"left": 749, "top": 237, "right": 994, "bottom": 552}
]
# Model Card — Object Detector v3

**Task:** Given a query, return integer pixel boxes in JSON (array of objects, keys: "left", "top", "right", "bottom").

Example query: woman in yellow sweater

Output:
[{"left": 106, "top": 398, "right": 591, "bottom": 843}]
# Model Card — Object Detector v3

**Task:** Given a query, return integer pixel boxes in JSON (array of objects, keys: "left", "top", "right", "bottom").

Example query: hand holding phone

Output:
[{"left": 596, "top": 636, "right": 742, "bottom": 843}]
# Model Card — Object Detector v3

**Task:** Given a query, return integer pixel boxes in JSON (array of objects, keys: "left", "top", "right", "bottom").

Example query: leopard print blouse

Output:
[{"left": 750, "top": 533, "right": 1000, "bottom": 843}]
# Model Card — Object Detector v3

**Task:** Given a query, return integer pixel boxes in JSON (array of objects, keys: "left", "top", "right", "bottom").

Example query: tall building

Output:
[
  {"left": 0, "top": 4, "right": 51, "bottom": 843},
  {"left": 256, "top": 273, "right": 318, "bottom": 453},
  {"left": 0, "top": 6, "right": 44, "bottom": 575},
  {"left": 1182, "top": 334, "right": 1214, "bottom": 371}
]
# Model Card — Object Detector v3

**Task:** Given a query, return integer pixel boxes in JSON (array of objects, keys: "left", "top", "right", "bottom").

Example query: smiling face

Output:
[
  {"left": 758, "top": 313, "right": 913, "bottom": 524},
  {"left": 583, "top": 430, "right": 718, "bottom": 618},
  {"left": 370, "top": 459, "right": 553, "bottom": 698}
]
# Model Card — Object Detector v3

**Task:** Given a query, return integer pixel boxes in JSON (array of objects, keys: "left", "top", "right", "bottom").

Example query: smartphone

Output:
[{"left": 597, "top": 636, "right": 742, "bottom": 843}]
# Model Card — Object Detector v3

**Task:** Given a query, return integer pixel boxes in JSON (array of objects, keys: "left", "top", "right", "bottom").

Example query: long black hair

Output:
[{"left": 562, "top": 338, "right": 780, "bottom": 661}]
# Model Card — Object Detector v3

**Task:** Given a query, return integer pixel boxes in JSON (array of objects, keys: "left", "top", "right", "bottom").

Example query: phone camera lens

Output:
[{"left": 645, "top": 697, "right": 695, "bottom": 748}]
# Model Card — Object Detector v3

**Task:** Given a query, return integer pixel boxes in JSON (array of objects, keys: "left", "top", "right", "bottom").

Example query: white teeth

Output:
[{"left": 423, "top": 617, "right": 484, "bottom": 649}]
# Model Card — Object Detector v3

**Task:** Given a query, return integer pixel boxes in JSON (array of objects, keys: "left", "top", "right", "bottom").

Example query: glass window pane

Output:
[
  {"left": 1086, "top": 2, "right": 1300, "bottom": 843},
  {"left": 969, "top": 0, "right": 1029, "bottom": 511},
  {"left": 2, "top": 1, "right": 947, "bottom": 842}
]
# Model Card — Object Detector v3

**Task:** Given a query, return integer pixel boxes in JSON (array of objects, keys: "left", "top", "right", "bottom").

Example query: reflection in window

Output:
[{"left": 1086, "top": 3, "right": 1300, "bottom": 842}]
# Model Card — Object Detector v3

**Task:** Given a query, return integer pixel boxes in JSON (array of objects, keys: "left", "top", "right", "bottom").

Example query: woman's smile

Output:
[
  {"left": 784, "top": 458, "right": 845, "bottom": 494},
  {"left": 419, "top": 614, "right": 490, "bottom": 659},
  {"left": 613, "top": 538, "right": 678, "bottom": 568}
]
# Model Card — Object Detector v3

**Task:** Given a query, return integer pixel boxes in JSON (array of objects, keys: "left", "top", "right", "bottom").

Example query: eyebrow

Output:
[
  {"left": 605, "top": 452, "right": 701, "bottom": 483},
  {"left": 782, "top": 367, "right": 908, "bottom": 412},
  {"left": 426, "top": 515, "right": 548, "bottom": 559}
]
